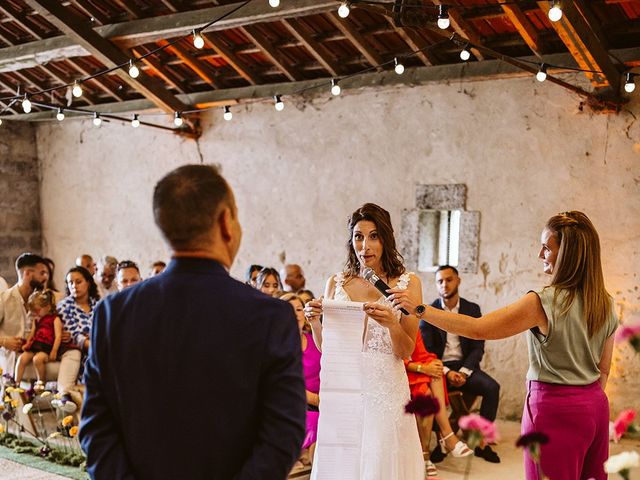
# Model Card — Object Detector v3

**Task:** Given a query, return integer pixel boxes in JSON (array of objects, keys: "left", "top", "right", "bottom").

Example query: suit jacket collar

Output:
[{"left": 165, "top": 257, "right": 229, "bottom": 276}]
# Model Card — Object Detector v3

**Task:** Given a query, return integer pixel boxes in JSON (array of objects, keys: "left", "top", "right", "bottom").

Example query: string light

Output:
[
  {"left": 174, "top": 111, "right": 184, "bottom": 126},
  {"left": 268, "top": 0, "right": 280, "bottom": 7},
  {"left": 338, "top": 2, "right": 351, "bottom": 18},
  {"left": 437, "top": 5, "right": 450, "bottom": 30},
  {"left": 56, "top": 108, "right": 65, "bottom": 121},
  {"left": 128, "top": 60, "right": 140, "bottom": 79},
  {"left": 548, "top": 1, "right": 563, "bottom": 22},
  {"left": 0, "top": 118, "right": 2, "bottom": 126},
  {"left": 131, "top": 114, "right": 140, "bottom": 128},
  {"left": 394, "top": 57, "right": 405, "bottom": 75},
  {"left": 460, "top": 46, "right": 471, "bottom": 61},
  {"left": 72, "top": 81, "right": 83, "bottom": 98},
  {"left": 536, "top": 63, "right": 548, "bottom": 82},
  {"left": 223, "top": 105, "right": 233, "bottom": 121},
  {"left": 22, "top": 96, "right": 31, "bottom": 113},
  {"left": 93, "top": 112, "right": 102, "bottom": 126},
  {"left": 193, "top": 30, "right": 205, "bottom": 49},
  {"left": 274, "top": 95, "right": 284, "bottom": 111},
  {"left": 331, "top": 79, "right": 341, "bottom": 96},
  {"left": 624, "top": 73, "right": 636, "bottom": 93}
]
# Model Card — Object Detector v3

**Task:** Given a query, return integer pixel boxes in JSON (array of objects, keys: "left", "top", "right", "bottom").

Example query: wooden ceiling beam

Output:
[
  {"left": 501, "top": 3, "right": 543, "bottom": 57},
  {"left": 71, "top": 0, "right": 110, "bottom": 25},
  {"left": 281, "top": 18, "right": 343, "bottom": 78},
  {"left": 159, "top": 0, "right": 182, "bottom": 13},
  {"left": 0, "top": 3, "right": 44, "bottom": 41},
  {"left": 131, "top": 47, "right": 187, "bottom": 94},
  {"left": 392, "top": 23, "right": 438, "bottom": 67},
  {"left": 327, "top": 12, "right": 384, "bottom": 67},
  {"left": 111, "top": 0, "right": 145, "bottom": 20},
  {"left": 159, "top": 38, "right": 222, "bottom": 88},
  {"left": 200, "top": 34, "right": 258, "bottom": 86},
  {"left": 431, "top": 0, "right": 485, "bottom": 61},
  {"left": 241, "top": 25, "right": 302, "bottom": 82},
  {"left": 65, "top": 58, "right": 125, "bottom": 101},
  {"left": 537, "top": 0, "right": 620, "bottom": 93},
  {"left": 24, "top": 0, "right": 190, "bottom": 114}
]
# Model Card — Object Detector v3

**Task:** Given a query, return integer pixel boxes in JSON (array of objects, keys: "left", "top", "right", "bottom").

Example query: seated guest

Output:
[
  {"left": 280, "top": 264, "right": 306, "bottom": 292},
  {"left": 256, "top": 268, "right": 282, "bottom": 297},
  {"left": 281, "top": 293, "right": 321, "bottom": 465},
  {"left": 422, "top": 265, "right": 501, "bottom": 463},
  {"left": 117, "top": 261, "right": 142, "bottom": 291},
  {"left": 43, "top": 257, "right": 65, "bottom": 303},
  {"left": 297, "top": 289, "right": 315, "bottom": 306},
  {"left": 405, "top": 331, "right": 472, "bottom": 477},
  {"left": 76, "top": 254, "right": 97, "bottom": 276},
  {"left": 245, "top": 264, "right": 262, "bottom": 287},
  {"left": 58, "top": 267, "right": 100, "bottom": 388},
  {"left": 94, "top": 256, "right": 118, "bottom": 299},
  {"left": 149, "top": 261, "right": 166, "bottom": 277}
]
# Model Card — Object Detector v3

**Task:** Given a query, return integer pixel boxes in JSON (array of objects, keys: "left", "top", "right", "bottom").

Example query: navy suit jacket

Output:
[
  {"left": 80, "top": 258, "right": 306, "bottom": 480},
  {"left": 420, "top": 297, "right": 485, "bottom": 372}
]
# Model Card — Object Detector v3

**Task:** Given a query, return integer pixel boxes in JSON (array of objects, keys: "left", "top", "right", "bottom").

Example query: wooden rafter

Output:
[
  {"left": 71, "top": 0, "right": 110, "bottom": 25},
  {"left": 242, "top": 25, "right": 302, "bottom": 82},
  {"left": 431, "top": 0, "right": 485, "bottom": 61},
  {"left": 501, "top": 3, "right": 543, "bottom": 57},
  {"left": 131, "top": 47, "right": 187, "bottom": 94},
  {"left": 65, "top": 58, "right": 125, "bottom": 101},
  {"left": 111, "top": 0, "right": 145, "bottom": 20},
  {"left": 327, "top": 12, "right": 384, "bottom": 67},
  {"left": 23, "top": 0, "right": 190, "bottom": 115},
  {"left": 537, "top": 0, "right": 620, "bottom": 93},
  {"left": 0, "top": 3, "right": 43, "bottom": 40},
  {"left": 392, "top": 24, "right": 438, "bottom": 67},
  {"left": 281, "top": 18, "right": 343, "bottom": 78},
  {"left": 200, "top": 34, "right": 258, "bottom": 86},
  {"left": 159, "top": 38, "right": 221, "bottom": 88},
  {"left": 160, "top": 0, "right": 182, "bottom": 13}
]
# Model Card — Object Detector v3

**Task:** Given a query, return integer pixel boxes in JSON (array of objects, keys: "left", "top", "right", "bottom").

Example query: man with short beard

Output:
[
  {"left": 0, "top": 253, "right": 81, "bottom": 408},
  {"left": 94, "top": 256, "right": 118, "bottom": 298}
]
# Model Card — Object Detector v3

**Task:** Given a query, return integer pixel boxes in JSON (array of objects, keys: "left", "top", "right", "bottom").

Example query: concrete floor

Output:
[{"left": 1, "top": 420, "right": 638, "bottom": 479}]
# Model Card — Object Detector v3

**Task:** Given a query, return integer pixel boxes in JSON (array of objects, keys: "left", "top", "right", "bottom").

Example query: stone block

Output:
[
  {"left": 416, "top": 184, "right": 467, "bottom": 210},
  {"left": 458, "top": 211, "right": 480, "bottom": 274}
]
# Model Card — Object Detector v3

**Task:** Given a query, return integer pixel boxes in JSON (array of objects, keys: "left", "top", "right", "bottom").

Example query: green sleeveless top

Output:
[{"left": 527, "top": 287, "right": 618, "bottom": 385}]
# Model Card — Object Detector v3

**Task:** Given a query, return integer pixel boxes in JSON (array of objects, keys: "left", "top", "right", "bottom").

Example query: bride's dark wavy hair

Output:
[{"left": 344, "top": 203, "right": 405, "bottom": 278}]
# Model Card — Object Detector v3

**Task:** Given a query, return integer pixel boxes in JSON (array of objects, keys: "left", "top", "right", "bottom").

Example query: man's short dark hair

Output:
[
  {"left": 15, "top": 253, "right": 45, "bottom": 272},
  {"left": 436, "top": 265, "right": 459, "bottom": 276},
  {"left": 153, "top": 164, "right": 231, "bottom": 250},
  {"left": 117, "top": 260, "right": 140, "bottom": 274}
]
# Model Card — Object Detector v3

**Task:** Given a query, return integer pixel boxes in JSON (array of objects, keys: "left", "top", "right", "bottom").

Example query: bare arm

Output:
[
  {"left": 306, "top": 276, "right": 336, "bottom": 352},
  {"left": 598, "top": 335, "right": 615, "bottom": 390},
  {"left": 50, "top": 317, "right": 63, "bottom": 360},
  {"left": 422, "top": 292, "right": 548, "bottom": 340}
]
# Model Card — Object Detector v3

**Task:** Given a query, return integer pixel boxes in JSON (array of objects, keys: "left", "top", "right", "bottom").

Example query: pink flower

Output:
[
  {"left": 615, "top": 324, "right": 640, "bottom": 343},
  {"left": 612, "top": 409, "right": 637, "bottom": 441},
  {"left": 459, "top": 413, "right": 500, "bottom": 444}
]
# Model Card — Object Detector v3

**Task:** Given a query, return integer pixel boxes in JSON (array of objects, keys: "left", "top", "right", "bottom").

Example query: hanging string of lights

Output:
[{"left": 0, "top": 0, "right": 636, "bottom": 130}]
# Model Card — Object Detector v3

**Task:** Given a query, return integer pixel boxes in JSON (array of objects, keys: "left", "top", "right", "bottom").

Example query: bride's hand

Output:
[
  {"left": 387, "top": 287, "right": 419, "bottom": 316},
  {"left": 363, "top": 302, "right": 398, "bottom": 329},
  {"left": 304, "top": 297, "right": 323, "bottom": 323}
]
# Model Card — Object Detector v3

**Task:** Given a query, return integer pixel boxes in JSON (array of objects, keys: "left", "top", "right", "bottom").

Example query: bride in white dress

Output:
[{"left": 305, "top": 203, "right": 425, "bottom": 480}]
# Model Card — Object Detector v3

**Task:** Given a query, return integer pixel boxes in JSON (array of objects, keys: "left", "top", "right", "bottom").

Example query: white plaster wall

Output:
[{"left": 36, "top": 75, "right": 640, "bottom": 419}]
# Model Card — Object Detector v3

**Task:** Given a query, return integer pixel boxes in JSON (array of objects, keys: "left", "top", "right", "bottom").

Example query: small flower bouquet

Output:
[
  {"left": 457, "top": 414, "right": 500, "bottom": 479},
  {"left": 610, "top": 409, "right": 638, "bottom": 443},
  {"left": 615, "top": 323, "right": 640, "bottom": 353},
  {"left": 604, "top": 451, "right": 640, "bottom": 480}
]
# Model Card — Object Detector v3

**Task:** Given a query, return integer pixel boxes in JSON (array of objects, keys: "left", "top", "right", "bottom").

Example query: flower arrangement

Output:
[
  {"left": 516, "top": 431, "right": 549, "bottom": 480},
  {"left": 404, "top": 394, "right": 440, "bottom": 417},
  {"left": 615, "top": 323, "right": 640, "bottom": 353},
  {"left": 604, "top": 451, "right": 640, "bottom": 480},
  {"left": 457, "top": 414, "right": 500, "bottom": 480},
  {"left": 610, "top": 409, "right": 637, "bottom": 443}
]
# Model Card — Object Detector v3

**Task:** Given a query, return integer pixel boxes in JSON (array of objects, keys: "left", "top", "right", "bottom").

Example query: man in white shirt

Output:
[
  {"left": 280, "top": 264, "right": 306, "bottom": 292},
  {"left": 421, "top": 265, "right": 501, "bottom": 463},
  {"left": 94, "top": 256, "right": 118, "bottom": 298},
  {"left": 0, "top": 276, "right": 8, "bottom": 293}
]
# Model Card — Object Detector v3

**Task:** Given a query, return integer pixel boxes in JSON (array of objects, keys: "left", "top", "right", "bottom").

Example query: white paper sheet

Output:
[{"left": 312, "top": 299, "right": 365, "bottom": 480}]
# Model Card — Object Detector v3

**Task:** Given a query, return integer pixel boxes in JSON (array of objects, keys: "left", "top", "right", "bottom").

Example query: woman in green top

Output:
[{"left": 385, "top": 211, "right": 618, "bottom": 480}]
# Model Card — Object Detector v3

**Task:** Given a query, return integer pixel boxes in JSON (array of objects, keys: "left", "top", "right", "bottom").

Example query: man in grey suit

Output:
[{"left": 80, "top": 164, "right": 306, "bottom": 479}]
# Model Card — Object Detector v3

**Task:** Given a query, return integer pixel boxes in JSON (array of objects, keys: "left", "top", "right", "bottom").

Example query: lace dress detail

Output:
[{"left": 318, "top": 271, "right": 424, "bottom": 480}]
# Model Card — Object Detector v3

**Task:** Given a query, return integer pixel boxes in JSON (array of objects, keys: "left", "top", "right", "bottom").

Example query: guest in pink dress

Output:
[{"left": 281, "top": 292, "right": 321, "bottom": 462}]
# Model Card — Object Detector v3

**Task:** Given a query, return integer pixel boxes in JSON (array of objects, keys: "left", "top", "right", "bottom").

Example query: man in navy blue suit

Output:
[
  {"left": 421, "top": 265, "right": 501, "bottom": 464},
  {"left": 80, "top": 164, "right": 306, "bottom": 479}
]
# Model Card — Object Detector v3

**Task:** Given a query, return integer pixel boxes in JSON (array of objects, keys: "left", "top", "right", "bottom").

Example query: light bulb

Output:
[
  {"left": 437, "top": 5, "right": 450, "bottom": 30},
  {"left": 132, "top": 114, "right": 140, "bottom": 128},
  {"left": 223, "top": 106, "right": 233, "bottom": 121},
  {"left": 128, "top": 60, "right": 139, "bottom": 79},
  {"left": 174, "top": 112, "right": 183, "bottom": 127},
  {"left": 72, "top": 82, "right": 83, "bottom": 98},
  {"left": 460, "top": 48, "right": 471, "bottom": 61},
  {"left": 274, "top": 95, "right": 284, "bottom": 111},
  {"left": 624, "top": 73, "right": 636, "bottom": 93},
  {"left": 548, "top": 2, "right": 563, "bottom": 22},
  {"left": 331, "top": 79, "right": 341, "bottom": 96},
  {"left": 338, "top": 2, "right": 350, "bottom": 18},
  {"left": 22, "top": 97, "right": 31, "bottom": 113},
  {"left": 56, "top": 108, "right": 65, "bottom": 121},
  {"left": 536, "top": 64, "right": 547, "bottom": 82},
  {"left": 269, "top": 0, "right": 280, "bottom": 7},
  {"left": 93, "top": 112, "right": 102, "bottom": 126},
  {"left": 193, "top": 31, "right": 205, "bottom": 49},
  {"left": 0, "top": 118, "right": 3, "bottom": 126},
  {"left": 394, "top": 58, "right": 405, "bottom": 75}
]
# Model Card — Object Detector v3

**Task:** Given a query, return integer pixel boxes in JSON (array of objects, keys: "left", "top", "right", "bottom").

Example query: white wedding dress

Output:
[{"left": 311, "top": 272, "right": 424, "bottom": 480}]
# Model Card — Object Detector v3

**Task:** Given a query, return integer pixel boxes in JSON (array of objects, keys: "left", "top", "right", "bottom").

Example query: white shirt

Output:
[
  {"left": 440, "top": 298, "right": 474, "bottom": 378},
  {"left": 94, "top": 275, "right": 118, "bottom": 299},
  {"left": 0, "top": 276, "right": 8, "bottom": 293},
  {"left": 0, "top": 284, "right": 29, "bottom": 376}
]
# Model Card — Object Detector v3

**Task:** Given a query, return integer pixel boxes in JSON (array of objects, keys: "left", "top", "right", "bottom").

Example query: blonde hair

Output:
[
  {"left": 546, "top": 211, "right": 612, "bottom": 338},
  {"left": 27, "top": 289, "right": 57, "bottom": 315}
]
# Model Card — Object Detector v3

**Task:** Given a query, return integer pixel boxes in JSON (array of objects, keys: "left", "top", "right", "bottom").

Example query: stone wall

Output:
[
  {"left": 35, "top": 75, "right": 640, "bottom": 419},
  {"left": 0, "top": 121, "right": 41, "bottom": 284}
]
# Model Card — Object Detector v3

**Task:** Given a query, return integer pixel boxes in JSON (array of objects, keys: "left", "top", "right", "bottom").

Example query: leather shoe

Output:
[
  {"left": 429, "top": 444, "right": 447, "bottom": 464},
  {"left": 474, "top": 445, "right": 500, "bottom": 463}
]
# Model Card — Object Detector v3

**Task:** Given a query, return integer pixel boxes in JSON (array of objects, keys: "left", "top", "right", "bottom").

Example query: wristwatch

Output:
[{"left": 414, "top": 304, "right": 426, "bottom": 318}]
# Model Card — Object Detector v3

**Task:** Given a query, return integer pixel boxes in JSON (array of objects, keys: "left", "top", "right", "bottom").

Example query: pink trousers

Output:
[{"left": 522, "top": 380, "right": 609, "bottom": 480}]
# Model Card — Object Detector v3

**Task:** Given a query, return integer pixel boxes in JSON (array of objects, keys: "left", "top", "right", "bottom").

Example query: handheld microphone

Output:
[{"left": 362, "top": 267, "right": 410, "bottom": 315}]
